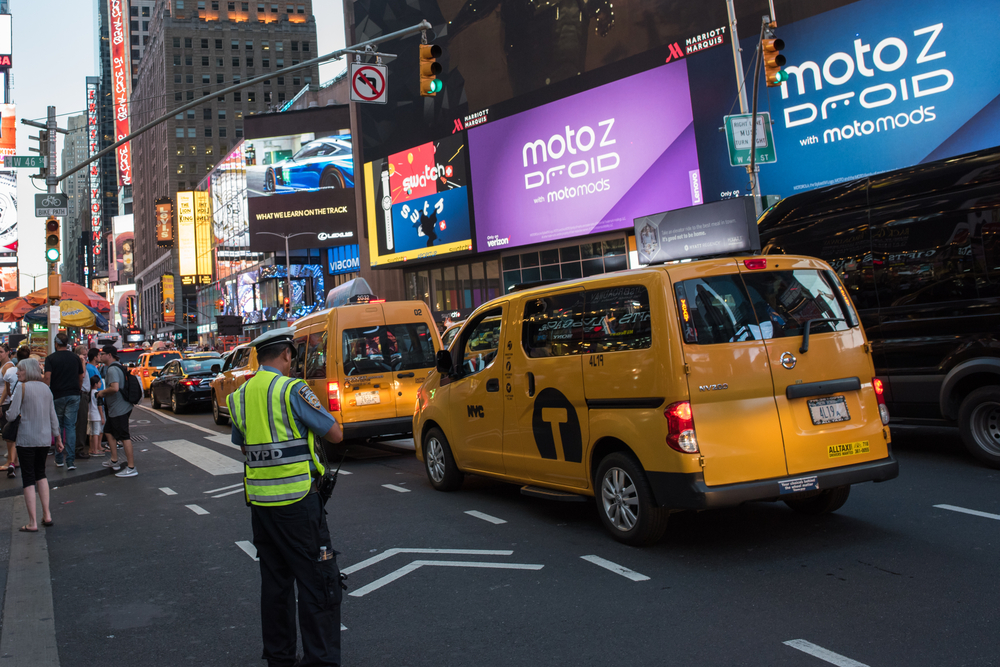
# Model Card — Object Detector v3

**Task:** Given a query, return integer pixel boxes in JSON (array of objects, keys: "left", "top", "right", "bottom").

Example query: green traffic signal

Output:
[{"left": 46, "top": 246, "right": 60, "bottom": 262}]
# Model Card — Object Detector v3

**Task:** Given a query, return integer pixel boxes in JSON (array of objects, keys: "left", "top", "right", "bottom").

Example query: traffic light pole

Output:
[
  {"left": 45, "top": 105, "right": 60, "bottom": 355},
  {"left": 725, "top": 0, "right": 763, "bottom": 217}
]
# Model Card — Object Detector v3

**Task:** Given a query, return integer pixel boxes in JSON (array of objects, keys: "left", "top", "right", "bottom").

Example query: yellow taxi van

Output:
[
  {"left": 290, "top": 292, "right": 441, "bottom": 441},
  {"left": 210, "top": 343, "right": 258, "bottom": 425},
  {"left": 414, "top": 253, "right": 899, "bottom": 545}
]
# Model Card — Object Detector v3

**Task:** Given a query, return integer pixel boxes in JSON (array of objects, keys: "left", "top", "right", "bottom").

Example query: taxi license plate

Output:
[
  {"left": 355, "top": 390, "right": 381, "bottom": 406},
  {"left": 808, "top": 396, "right": 850, "bottom": 425}
]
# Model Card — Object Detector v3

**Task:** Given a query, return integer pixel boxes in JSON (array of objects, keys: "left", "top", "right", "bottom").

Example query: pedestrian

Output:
[
  {"left": 228, "top": 328, "right": 344, "bottom": 667},
  {"left": 73, "top": 345, "right": 92, "bottom": 461},
  {"left": 6, "top": 357, "right": 62, "bottom": 532},
  {"left": 87, "top": 362, "right": 105, "bottom": 457},
  {"left": 95, "top": 345, "right": 137, "bottom": 477},
  {"left": 0, "top": 343, "right": 19, "bottom": 478},
  {"left": 43, "top": 333, "right": 84, "bottom": 471}
]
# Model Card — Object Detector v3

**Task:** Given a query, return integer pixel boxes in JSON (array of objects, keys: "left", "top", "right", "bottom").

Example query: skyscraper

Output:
[
  {"left": 131, "top": 0, "right": 318, "bottom": 341},
  {"left": 60, "top": 114, "right": 90, "bottom": 284}
]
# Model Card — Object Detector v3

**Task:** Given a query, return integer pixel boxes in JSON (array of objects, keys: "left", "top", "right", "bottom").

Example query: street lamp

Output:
[
  {"left": 19, "top": 272, "right": 46, "bottom": 293},
  {"left": 255, "top": 231, "right": 316, "bottom": 321}
]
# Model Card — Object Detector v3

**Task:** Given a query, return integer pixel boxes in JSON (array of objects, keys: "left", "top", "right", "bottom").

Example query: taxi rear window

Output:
[
  {"left": 343, "top": 323, "right": 436, "bottom": 375},
  {"left": 523, "top": 286, "right": 651, "bottom": 358},
  {"left": 148, "top": 352, "right": 182, "bottom": 367},
  {"left": 675, "top": 270, "right": 850, "bottom": 345}
]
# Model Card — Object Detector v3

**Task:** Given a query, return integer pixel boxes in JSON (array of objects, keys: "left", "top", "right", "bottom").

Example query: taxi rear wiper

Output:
[{"left": 799, "top": 318, "right": 844, "bottom": 353}]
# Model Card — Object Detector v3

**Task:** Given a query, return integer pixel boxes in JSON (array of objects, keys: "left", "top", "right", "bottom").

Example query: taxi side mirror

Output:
[
  {"left": 151, "top": 370, "right": 159, "bottom": 377},
  {"left": 211, "top": 364, "right": 222, "bottom": 374},
  {"left": 435, "top": 350, "right": 454, "bottom": 375}
]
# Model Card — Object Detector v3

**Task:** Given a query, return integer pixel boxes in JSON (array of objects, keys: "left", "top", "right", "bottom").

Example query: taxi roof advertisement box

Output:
[
  {"left": 633, "top": 197, "right": 759, "bottom": 265},
  {"left": 244, "top": 106, "right": 357, "bottom": 252},
  {"left": 468, "top": 61, "right": 701, "bottom": 252}
]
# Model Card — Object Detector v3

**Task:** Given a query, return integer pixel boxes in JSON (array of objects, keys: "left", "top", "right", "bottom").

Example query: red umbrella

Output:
[
  {"left": 25, "top": 282, "right": 111, "bottom": 313},
  {"left": 0, "top": 297, "right": 35, "bottom": 323}
]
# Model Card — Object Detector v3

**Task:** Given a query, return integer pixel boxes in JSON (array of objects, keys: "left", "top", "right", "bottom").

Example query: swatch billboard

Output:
[
  {"left": 468, "top": 61, "right": 701, "bottom": 251},
  {"left": 689, "top": 0, "right": 1000, "bottom": 199}
]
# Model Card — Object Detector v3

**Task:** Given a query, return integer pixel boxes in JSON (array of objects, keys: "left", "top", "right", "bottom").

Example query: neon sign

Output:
[{"left": 107, "top": 0, "right": 132, "bottom": 186}]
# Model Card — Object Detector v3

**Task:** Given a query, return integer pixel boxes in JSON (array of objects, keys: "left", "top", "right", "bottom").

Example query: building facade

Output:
[
  {"left": 60, "top": 114, "right": 90, "bottom": 284},
  {"left": 131, "top": 0, "right": 319, "bottom": 343}
]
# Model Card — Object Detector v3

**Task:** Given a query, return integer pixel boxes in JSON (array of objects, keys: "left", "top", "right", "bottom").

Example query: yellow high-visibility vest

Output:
[{"left": 229, "top": 370, "right": 325, "bottom": 506}]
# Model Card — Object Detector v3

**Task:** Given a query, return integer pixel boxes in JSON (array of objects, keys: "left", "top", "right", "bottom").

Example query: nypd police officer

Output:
[{"left": 228, "top": 328, "right": 344, "bottom": 667}]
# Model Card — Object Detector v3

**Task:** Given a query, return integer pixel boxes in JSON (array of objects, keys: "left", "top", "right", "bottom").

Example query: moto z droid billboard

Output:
[{"left": 468, "top": 61, "right": 702, "bottom": 251}]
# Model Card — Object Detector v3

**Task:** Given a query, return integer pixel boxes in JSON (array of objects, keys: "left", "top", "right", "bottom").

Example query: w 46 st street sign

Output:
[{"left": 3, "top": 156, "right": 46, "bottom": 168}]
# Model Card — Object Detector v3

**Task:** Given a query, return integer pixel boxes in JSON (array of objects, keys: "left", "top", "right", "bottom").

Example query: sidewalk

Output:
[{"left": 0, "top": 451, "right": 115, "bottom": 500}]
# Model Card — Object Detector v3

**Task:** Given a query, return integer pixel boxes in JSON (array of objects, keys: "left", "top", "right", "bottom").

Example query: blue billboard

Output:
[
  {"left": 690, "top": 0, "right": 1000, "bottom": 199},
  {"left": 328, "top": 244, "right": 360, "bottom": 276}
]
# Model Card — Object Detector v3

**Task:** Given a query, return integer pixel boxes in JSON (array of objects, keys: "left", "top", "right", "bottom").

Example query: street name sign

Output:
[
  {"left": 3, "top": 155, "right": 46, "bottom": 168},
  {"left": 35, "top": 193, "right": 68, "bottom": 217},
  {"left": 350, "top": 63, "right": 388, "bottom": 104},
  {"left": 724, "top": 112, "right": 777, "bottom": 166}
]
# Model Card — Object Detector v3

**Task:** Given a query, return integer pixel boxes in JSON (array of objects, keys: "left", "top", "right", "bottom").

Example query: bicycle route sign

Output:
[
  {"left": 350, "top": 63, "right": 388, "bottom": 104},
  {"left": 35, "top": 193, "right": 68, "bottom": 217}
]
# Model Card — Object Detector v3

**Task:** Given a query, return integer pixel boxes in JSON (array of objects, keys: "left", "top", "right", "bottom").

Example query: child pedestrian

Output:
[{"left": 87, "top": 369, "right": 105, "bottom": 456}]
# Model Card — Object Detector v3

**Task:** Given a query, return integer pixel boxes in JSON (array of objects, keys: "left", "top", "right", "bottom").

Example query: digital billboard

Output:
[
  {"left": 0, "top": 170, "right": 15, "bottom": 252},
  {"left": 162, "top": 274, "right": 175, "bottom": 323},
  {"left": 0, "top": 104, "right": 15, "bottom": 156},
  {"left": 0, "top": 265, "right": 16, "bottom": 299},
  {"left": 87, "top": 78, "right": 102, "bottom": 273},
  {"left": 245, "top": 106, "right": 357, "bottom": 252},
  {"left": 107, "top": 0, "right": 132, "bottom": 186},
  {"left": 177, "top": 192, "right": 197, "bottom": 278},
  {"left": 468, "top": 61, "right": 701, "bottom": 251},
  {"left": 111, "top": 214, "right": 135, "bottom": 286},
  {"left": 155, "top": 197, "right": 174, "bottom": 247},
  {"left": 364, "top": 131, "right": 474, "bottom": 267},
  {"left": 689, "top": 0, "right": 1000, "bottom": 200},
  {"left": 194, "top": 191, "right": 212, "bottom": 282}
]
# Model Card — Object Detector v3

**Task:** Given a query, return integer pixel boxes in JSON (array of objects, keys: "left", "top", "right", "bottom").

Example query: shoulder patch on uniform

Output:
[{"left": 297, "top": 384, "right": 325, "bottom": 412}]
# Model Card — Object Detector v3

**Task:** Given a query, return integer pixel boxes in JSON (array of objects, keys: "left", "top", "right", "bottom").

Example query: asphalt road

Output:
[{"left": 26, "top": 402, "right": 1000, "bottom": 666}]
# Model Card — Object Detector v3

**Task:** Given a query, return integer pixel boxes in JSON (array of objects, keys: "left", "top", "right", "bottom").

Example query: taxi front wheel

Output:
[
  {"left": 423, "top": 427, "right": 464, "bottom": 492},
  {"left": 595, "top": 453, "right": 669, "bottom": 546},
  {"left": 783, "top": 485, "right": 851, "bottom": 515}
]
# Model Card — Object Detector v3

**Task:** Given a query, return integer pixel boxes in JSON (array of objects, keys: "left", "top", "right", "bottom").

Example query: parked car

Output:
[
  {"left": 210, "top": 343, "right": 258, "bottom": 425},
  {"left": 757, "top": 145, "right": 1000, "bottom": 468},
  {"left": 263, "top": 136, "right": 354, "bottom": 193},
  {"left": 132, "top": 350, "right": 184, "bottom": 397},
  {"left": 150, "top": 358, "right": 219, "bottom": 413}
]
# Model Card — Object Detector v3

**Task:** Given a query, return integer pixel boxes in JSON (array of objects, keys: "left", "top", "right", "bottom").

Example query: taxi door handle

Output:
[
  {"left": 527, "top": 372, "right": 535, "bottom": 397},
  {"left": 486, "top": 378, "right": 500, "bottom": 392},
  {"left": 397, "top": 372, "right": 415, "bottom": 378}
]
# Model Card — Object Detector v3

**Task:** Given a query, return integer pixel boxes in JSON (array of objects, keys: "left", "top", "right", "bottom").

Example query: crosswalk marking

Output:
[
  {"left": 186, "top": 504, "right": 210, "bottom": 515},
  {"left": 580, "top": 555, "right": 650, "bottom": 582},
  {"left": 206, "top": 433, "right": 242, "bottom": 450},
  {"left": 465, "top": 510, "right": 507, "bottom": 525},
  {"left": 213, "top": 488, "right": 245, "bottom": 498},
  {"left": 159, "top": 487, "right": 177, "bottom": 496},
  {"left": 236, "top": 541, "right": 258, "bottom": 561},
  {"left": 205, "top": 483, "right": 243, "bottom": 494},
  {"left": 382, "top": 484, "right": 410, "bottom": 493},
  {"left": 155, "top": 439, "right": 243, "bottom": 476}
]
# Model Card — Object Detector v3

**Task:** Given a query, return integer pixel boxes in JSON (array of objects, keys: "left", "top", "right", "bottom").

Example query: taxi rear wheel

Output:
[
  {"left": 423, "top": 427, "right": 463, "bottom": 492},
  {"left": 958, "top": 386, "right": 1000, "bottom": 468},
  {"left": 595, "top": 453, "right": 669, "bottom": 546},
  {"left": 783, "top": 485, "right": 851, "bottom": 515}
]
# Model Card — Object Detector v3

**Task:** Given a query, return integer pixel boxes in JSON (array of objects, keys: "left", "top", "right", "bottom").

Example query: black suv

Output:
[{"left": 757, "top": 146, "right": 1000, "bottom": 468}]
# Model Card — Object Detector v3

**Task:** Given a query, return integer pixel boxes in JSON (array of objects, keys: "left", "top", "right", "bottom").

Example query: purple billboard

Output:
[{"left": 468, "top": 61, "right": 702, "bottom": 251}]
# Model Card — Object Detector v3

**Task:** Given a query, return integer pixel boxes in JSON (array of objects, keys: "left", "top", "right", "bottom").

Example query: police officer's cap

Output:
[{"left": 251, "top": 327, "right": 295, "bottom": 355}]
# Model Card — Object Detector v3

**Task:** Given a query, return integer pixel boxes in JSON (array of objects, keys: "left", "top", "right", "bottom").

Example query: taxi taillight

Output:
[
  {"left": 328, "top": 381, "right": 341, "bottom": 412},
  {"left": 873, "top": 377, "right": 889, "bottom": 425},
  {"left": 665, "top": 401, "right": 699, "bottom": 453}
]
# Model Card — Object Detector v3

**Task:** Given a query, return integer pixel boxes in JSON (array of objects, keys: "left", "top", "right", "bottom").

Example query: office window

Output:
[
  {"left": 304, "top": 76, "right": 311, "bottom": 84},
  {"left": 233, "top": 75, "right": 241, "bottom": 83},
  {"left": 175, "top": 128, "right": 185, "bottom": 138},
  {"left": 291, "top": 59, "right": 299, "bottom": 66},
  {"left": 202, "top": 74, "right": 210, "bottom": 84},
  {"left": 175, "top": 111, "right": 185, "bottom": 120},
  {"left": 277, "top": 76, "right": 284, "bottom": 85},
  {"left": 206, "top": 145, "right": 214, "bottom": 155},
  {"left": 173, "top": 55, "right": 181, "bottom": 66},
  {"left": 235, "top": 127, "right": 244, "bottom": 137},
  {"left": 201, "top": 56, "right": 209, "bottom": 66},
  {"left": 143, "top": 6, "right": 150, "bottom": 16},
  {"left": 287, "top": 5, "right": 293, "bottom": 12},
  {"left": 201, "top": 38, "right": 209, "bottom": 48},
  {"left": 219, "top": 127, "right": 228, "bottom": 137},
  {"left": 190, "top": 145, "right": 198, "bottom": 155},
  {"left": 185, "top": 55, "right": 192, "bottom": 65},
  {"left": 262, "top": 40, "right": 270, "bottom": 50},
  {"left": 175, "top": 92, "right": 183, "bottom": 101},
  {"left": 212, "top": 1, "right": 219, "bottom": 8},
  {"left": 271, "top": 4, "right": 278, "bottom": 12},
  {"left": 177, "top": 164, "right": 185, "bottom": 175},
  {"left": 173, "top": 37, "right": 181, "bottom": 48},
  {"left": 218, "top": 109, "right": 226, "bottom": 119},
  {"left": 218, "top": 95, "right": 225, "bottom": 101},
  {"left": 247, "top": 92, "right": 256, "bottom": 102},
  {"left": 231, "top": 40, "right": 239, "bottom": 50},
  {"left": 198, "top": 0, "right": 206, "bottom": 7},
  {"left": 242, "top": 2, "right": 249, "bottom": 9},
  {"left": 131, "top": 20, "right": 139, "bottom": 31},
  {"left": 278, "top": 92, "right": 285, "bottom": 103},
  {"left": 185, "top": 38, "right": 192, "bottom": 48},
  {"left": 203, "top": 108, "right": 212, "bottom": 120},
  {"left": 258, "top": 4, "right": 265, "bottom": 12},
  {"left": 215, "top": 39, "right": 223, "bottom": 49},
  {"left": 130, "top": 5, "right": 138, "bottom": 15},
  {"left": 247, "top": 57, "right": 253, "bottom": 67},
  {"left": 236, "top": 111, "right": 243, "bottom": 119},
  {"left": 232, "top": 56, "right": 240, "bottom": 67},
  {"left": 217, "top": 57, "right": 224, "bottom": 67},
  {"left": 297, "top": 4, "right": 305, "bottom": 13},
  {"left": 234, "top": 92, "right": 242, "bottom": 101},
  {"left": 174, "top": 73, "right": 182, "bottom": 83},
  {"left": 186, "top": 74, "right": 194, "bottom": 83},
  {"left": 187, "top": 109, "right": 195, "bottom": 119},
  {"left": 228, "top": 2, "right": 235, "bottom": 10},
  {"left": 291, "top": 41, "right": 298, "bottom": 52},
  {"left": 176, "top": 145, "right": 185, "bottom": 156},
  {"left": 176, "top": 0, "right": 184, "bottom": 7},
  {"left": 246, "top": 40, "right": 253, "bottom": 50},
  {"left": 217, "top": 73, "right": 224, "bottom": 83},
  {"left": 302, "top": 41, "right": 310, "bottom": 52},
  {"left": 276, "top": 58, "right": 283, "bottom": 67},
  {"left": 187, "top": 91, "right": 195, "bottom": 99},
  {"left": 264, "top": 91, "right": 271, "bottom": 103},
  {"left": 262, "top": 58, "right": 269, "bottom": 67},
  {"left": 205, "top": 127, "right": 213, "bottom": 137}
]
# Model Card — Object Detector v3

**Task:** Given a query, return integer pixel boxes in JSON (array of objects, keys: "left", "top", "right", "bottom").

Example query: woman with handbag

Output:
[
  {"left": 0, "top": 343, "right": 19, "bottom": 478},
  {"left": 5, "top": 357, "right": 63, "bottom": 532}
]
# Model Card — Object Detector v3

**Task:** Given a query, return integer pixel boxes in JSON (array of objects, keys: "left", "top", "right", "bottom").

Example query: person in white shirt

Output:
[{"left": 87, "top": 369, "right": 105, "bottom": 456}]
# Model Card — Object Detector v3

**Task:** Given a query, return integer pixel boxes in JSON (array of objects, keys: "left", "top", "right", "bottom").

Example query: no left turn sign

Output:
[{"left": 350, "top": 63, "right": 388, "bottom": 104}]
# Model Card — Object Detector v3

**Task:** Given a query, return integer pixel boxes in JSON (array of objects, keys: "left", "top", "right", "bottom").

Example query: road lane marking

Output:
[
  {"left": 465, "top": 510, "right": 507, "bottom": 525},
  {"left": 155, "top": 439, "right": 243, "bottom": 476},
  {"left": 382, "top": 484, "right": 410, "bottom": 493},
  {"left": 135, "top": 404, "right": 225, "bottom": 437},
  {"left": 341, "top": 624, "right": 347, "bottom": 631},
  {"left": 343, "top": 548, "right": 515, "bottom": 575},
  {"left": 236, "top": 541, "right": 258, "bottom": 561},
  {"left": 933, "top": 504, "right": 1000, "bottom": 521},
  {"left": 185, "top": 504, "right": 210, "bottom": 515},
  {"left": 213, "top": 489, "right": 245, "bottom": 498},
  {"left": 159, "top": 487, "right": 177, "bottom": 496},
  {"left": 337, "top": 469, "right": 352, "bottom": 475},
  {"left": 783, "top": 639, "right": 870, "bottom": 667},
  {"left": 205, "top": 483, "right": 243, "bottom": 494},
  {"left": 580, "top": 555, "right": 650, "bottom": 582},
  {"left": 206, "top": 433, "right": 241, "bottom": 450},
  {"left": 349, "top": 560, "right": 545, "bottom": 598}
]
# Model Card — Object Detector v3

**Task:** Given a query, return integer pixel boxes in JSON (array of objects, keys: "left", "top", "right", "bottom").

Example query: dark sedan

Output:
[{"left": 150, "top": 359, "right": 219, "bottom": 413}]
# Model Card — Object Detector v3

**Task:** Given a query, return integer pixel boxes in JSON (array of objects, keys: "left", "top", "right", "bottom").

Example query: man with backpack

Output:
[{"left": 96, "top": 345, "right": 141, "bottom": 477}]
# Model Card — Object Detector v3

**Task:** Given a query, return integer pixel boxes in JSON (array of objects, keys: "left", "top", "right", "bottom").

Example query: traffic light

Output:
[
  {"left": 762, "top": 36, "right": 787, "bottom": 87},
  {"left": 419, "top": 43, "right": 443, "bottom": 96},
  {"left": 45, "top": 217, "right": 61, "bottom": 263},
  {"left": 29, "top": 130, "right": 49, "bottom": 179}
]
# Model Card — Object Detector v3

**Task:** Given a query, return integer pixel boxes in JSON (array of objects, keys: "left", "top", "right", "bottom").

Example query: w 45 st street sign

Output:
[{"left": 3, "top": 155, "right": 47, "bottom": 168}]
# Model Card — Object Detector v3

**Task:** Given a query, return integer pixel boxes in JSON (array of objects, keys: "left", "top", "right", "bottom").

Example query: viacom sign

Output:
[
  {"left": 750, "top": 0, "right": 1000, "bottom": 195},
  {"left": 469, "top": 61, "right": 701, "bottom": 251}
]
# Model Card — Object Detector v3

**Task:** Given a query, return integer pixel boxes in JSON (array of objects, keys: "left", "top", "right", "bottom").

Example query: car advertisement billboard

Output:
[
  {"left": 364, "top": 131, "right": 474, "bottom": 267},
  {"left": 689, "top": 0, "right": 1000, "bottom": 200},
  {"left": 468, "top": 61, "right": 701, "bottom": 252},
  {"left": 244, "top": 106, "right": 357, "bottom": 252}
]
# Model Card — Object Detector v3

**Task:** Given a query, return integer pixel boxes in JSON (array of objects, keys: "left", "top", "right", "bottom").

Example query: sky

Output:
[{"left": 12, "top": 0, "right": 346, "bottom": 295}]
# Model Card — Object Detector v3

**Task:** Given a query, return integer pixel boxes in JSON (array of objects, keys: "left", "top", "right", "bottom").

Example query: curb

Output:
[{"left": 0, "top": 466, "right": 114, "bottom": 499}]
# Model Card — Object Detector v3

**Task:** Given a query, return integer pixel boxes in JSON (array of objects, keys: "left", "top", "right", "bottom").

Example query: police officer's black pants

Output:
[{"left": 251, "top": 493, "right": 342, "bottom": 667}]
